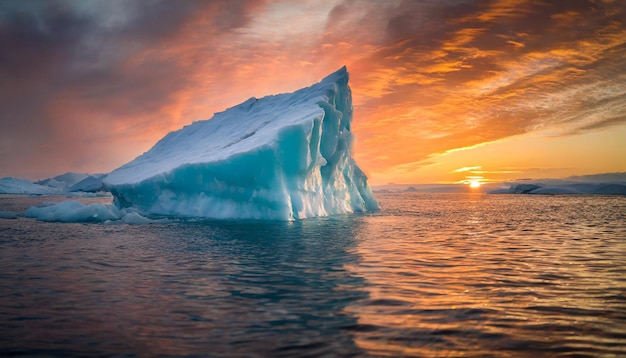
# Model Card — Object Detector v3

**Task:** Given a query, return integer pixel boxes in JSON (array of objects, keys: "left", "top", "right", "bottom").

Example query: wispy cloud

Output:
[{"left": 452, "top": 166, "right": 483, "bottom": 173}]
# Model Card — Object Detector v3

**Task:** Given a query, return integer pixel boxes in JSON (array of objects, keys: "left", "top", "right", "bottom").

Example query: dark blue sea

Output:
[{"left": 1, "top": 193, "right": 625, "bottom": 357}]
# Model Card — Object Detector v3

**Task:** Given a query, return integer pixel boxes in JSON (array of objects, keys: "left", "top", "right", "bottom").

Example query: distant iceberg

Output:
[
  {"left": 35, "top": 172, "right": 89, "bottom": 190},
  {"left": 0, "top": 177, "right": 61, "bottom": 195},
  {"left": 0, "top": 173, "right": 108, "bottom": 195},
  {"left": 104, "top": 67, "right": 378, "bottom": 220},
  {"left": 68, "top": 174, "right": 107, "bottom": 192},
  {"left": 489, "top": 182, "right": 626, "bottom": 195}
]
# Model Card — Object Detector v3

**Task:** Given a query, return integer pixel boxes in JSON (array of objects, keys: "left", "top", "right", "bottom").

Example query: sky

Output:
[{"left": 1, "top": 0, "right": 625, "bottom": 185}]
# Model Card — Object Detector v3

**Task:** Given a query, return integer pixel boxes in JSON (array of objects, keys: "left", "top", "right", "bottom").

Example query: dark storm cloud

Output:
[
  {"left": 0, "top": 0, "right": 262, "bottom": 111},
  {"left": 0, "top": 0, "right": 266, "bottom": 177},
  {"left": 0, "top": 1, "right": 208, "bottom": 89}
]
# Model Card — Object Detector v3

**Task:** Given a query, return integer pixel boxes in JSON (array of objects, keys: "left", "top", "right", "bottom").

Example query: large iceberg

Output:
[{"left": 104, "top": 67, "right": 378, "bottom": 220}]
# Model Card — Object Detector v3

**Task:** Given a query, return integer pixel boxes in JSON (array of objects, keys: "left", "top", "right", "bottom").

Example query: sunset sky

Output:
[{"left": 1, "top": 0, "right": 625, "bottom": 185}]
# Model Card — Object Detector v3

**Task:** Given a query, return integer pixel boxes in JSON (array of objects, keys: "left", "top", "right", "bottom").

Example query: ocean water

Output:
[{"left": 0, "top": 193, "right": 625, "bottom": 357}]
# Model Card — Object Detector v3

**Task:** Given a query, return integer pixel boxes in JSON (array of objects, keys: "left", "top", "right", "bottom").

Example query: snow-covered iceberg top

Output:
[{"left": 104, "top": 67, "right": 378, "bottom": 220}]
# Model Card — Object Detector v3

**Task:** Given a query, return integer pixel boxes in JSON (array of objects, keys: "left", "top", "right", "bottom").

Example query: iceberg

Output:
[
  {"left": 0, "top": 177, "right": 61, "bottom": 195},
  {"left": 0, "top": 211, "right": 18, "bottom": 219},
  {"left": 68, "top": 174, "right": 107, "bottom": 192},
  {"left": 24, "top": 201, "right": 121, "bottom": 222},
  {"left": 104, "top": 67, "right": 378, "bottom": 220},
  {"left": 0, "top": 173, "right": 109, "bottom": 195},
  {"left": 36, "top": 172, "right": 90, "bottom": 190},
  {"left": 23, "top": 201, "right": 165, "bottom": 224},
  {"left": 488, "top": 182, "right": 626, "bottom": 195}
]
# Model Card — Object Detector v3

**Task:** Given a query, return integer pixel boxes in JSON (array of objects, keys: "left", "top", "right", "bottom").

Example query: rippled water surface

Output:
[{"left": 1, "top": 193, "right": 625, "bottom": 357}]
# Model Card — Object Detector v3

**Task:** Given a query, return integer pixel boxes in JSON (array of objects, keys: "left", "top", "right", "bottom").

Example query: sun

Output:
[{"left": 469, "top": 180, "right": 481, "bottom": 188}]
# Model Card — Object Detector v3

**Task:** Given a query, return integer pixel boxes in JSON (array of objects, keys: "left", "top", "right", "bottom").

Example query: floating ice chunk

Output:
[
  {"left": 119, "top": 209, "right": 168, "bottom": 224},
  {"left": 104, "top": 67, "right": 378, "bottom": 220},
  {"left": 0, "top": 211, "right": 17, "bottom": 219},
  {"left": 23, "top": 200, "right": 168, "bottom": 224},
  {"left": 24, "top": 201, "right": 121, "bottom": 222},
  {"left": 121, "top": 212, "right": 152, "bottom": 225}
]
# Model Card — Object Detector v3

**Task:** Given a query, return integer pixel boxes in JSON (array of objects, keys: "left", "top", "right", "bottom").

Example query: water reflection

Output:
[
  {"left": 0, "top": 215, "right": 369, "bottom": 357},
  {"left": 345, "top": 193, "right": 626, "bottom": 356},
  {"left": 150, "top": 218, "right": 370, "bottom": 357},
  {"left": 1, "top": 194, "right": 625, "bottom": 357}
]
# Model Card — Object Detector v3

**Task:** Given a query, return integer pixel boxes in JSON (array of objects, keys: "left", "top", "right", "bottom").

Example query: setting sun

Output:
[{"left": 469, "top": 180, "right": 481, "bottom": 188}]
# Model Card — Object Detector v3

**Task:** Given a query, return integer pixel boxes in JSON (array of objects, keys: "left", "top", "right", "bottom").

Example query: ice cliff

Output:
[{"left": 103, "top": 67, "right": 378, "bottom": 220}]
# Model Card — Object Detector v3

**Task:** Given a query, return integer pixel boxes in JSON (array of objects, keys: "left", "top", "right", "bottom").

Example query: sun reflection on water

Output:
[{"left": 344, "top": 193, "right": 626, "bottom": 356}]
